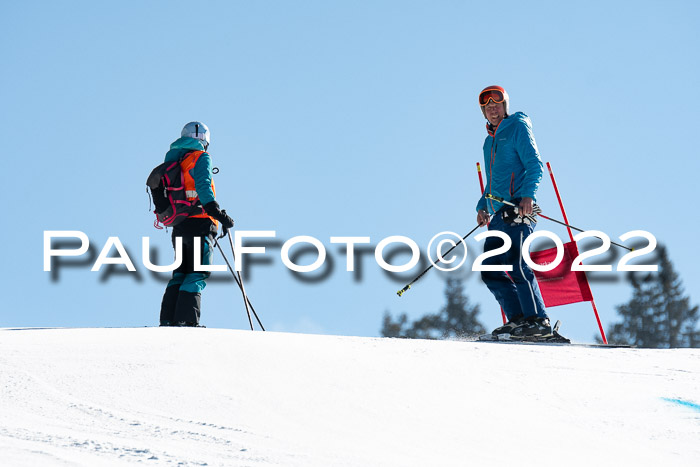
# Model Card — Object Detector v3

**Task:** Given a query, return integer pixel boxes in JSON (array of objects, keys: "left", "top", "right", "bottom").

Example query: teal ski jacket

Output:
[
  {"left": 476, "top": 112, "right": 544, "bottom": 214},
  {"left": 164, "top": 137, "right": 216, "bottom": 206}
]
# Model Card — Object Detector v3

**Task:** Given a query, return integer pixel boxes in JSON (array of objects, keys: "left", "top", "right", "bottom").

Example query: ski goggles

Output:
[{"left": 479, "top": 89, "right": 506, "bottom": 106}]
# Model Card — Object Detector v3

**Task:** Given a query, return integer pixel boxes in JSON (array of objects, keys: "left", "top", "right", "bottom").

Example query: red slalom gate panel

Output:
[
  {"left": 530, "top": 242, "right": 593, "bottom": 308},
  {"left": 545, "top": 162, "right": 607, "bottom": 344}
]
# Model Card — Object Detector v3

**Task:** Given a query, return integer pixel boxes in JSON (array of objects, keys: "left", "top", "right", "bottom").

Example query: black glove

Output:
[{"left": 203, "top": 201, "right": 234, "bottom": 229}]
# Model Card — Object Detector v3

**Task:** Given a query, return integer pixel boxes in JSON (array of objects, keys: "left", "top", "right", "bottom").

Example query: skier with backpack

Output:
[{"left": 150, "top": 121, "right": 234, "bottom": 327}]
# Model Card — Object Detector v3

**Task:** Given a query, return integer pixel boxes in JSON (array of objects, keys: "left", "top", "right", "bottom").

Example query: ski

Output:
[
  {"left": 479, "top": 320, "right": 569, "bottom": 343},
  {"left": 477, "top": 338, "right": 633, "bottom": 348},
  {"left": 477, "top": 320, "right": 632, "bottom": 347}
]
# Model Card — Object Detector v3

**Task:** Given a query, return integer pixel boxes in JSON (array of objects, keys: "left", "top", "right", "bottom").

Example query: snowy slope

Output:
[{"left": 0, "top": 328, "right": 698, "bottom": 467}]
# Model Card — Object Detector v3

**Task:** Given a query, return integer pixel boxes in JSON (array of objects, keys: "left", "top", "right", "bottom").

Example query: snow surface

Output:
[{"left": 0, "top": 328, "right": 698, "bottom": 467}]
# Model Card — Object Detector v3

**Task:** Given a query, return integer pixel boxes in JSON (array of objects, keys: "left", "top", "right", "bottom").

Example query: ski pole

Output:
[
  {"left": 397, "top": 223, "right": 481, "bottom": 297},
  {"left": 227, "top": 233, "right": 260, "bottom": 331},
  {"left": 213, "top": 236, "right": 266, "bottom": 331},
  {"left": 214, "top": 238, "right": 253, "bottom": 330},
  {"left": 226, "top": 234, "right": 266, "bottom": 331},
  {"left": 484, "top": 194, "right": 633, "bottom": 251}
]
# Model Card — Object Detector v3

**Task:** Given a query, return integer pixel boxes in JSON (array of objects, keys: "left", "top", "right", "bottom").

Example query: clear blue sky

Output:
[{"left": 2, "top": 0, "right": 699, "bottom": 343}]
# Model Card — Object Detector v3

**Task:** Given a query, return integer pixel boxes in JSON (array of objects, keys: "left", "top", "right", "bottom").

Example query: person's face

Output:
[{"left": 484, "top": 100, "right": 505, "bottom": 127}]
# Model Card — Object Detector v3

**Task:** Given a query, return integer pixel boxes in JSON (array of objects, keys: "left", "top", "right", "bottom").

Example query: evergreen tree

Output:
[
  {"left": 606, "top": 245, "right": 699, "bottom": 348},
  {"left": 380, "top": 311, "right": 409, "bottom": 338},
  {"left": 381, "top": 277, "right": 485, "bottom": 339}
]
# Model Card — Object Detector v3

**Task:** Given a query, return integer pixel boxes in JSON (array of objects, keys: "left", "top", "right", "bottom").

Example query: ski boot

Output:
[
  {"left": 491, "top": 315, "right": 525, "bottom": 336},
  {"left": 511, "top": 316, "right": 551, "bottom": 338}
]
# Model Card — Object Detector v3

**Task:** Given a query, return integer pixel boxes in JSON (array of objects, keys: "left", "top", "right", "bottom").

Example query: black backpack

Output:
[{"left": 146, "top": 156, "right": 204, "bottom": 228}]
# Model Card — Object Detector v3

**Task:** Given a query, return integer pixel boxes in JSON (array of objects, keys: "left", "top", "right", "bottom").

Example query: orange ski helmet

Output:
[{"left": 478, "top": 85, "right": 509, "bottom": 117}]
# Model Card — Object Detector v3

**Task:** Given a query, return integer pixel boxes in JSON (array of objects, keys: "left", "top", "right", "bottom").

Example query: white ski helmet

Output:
[{"left": 181, "top": 121, "right": 210, "bottom": 148}]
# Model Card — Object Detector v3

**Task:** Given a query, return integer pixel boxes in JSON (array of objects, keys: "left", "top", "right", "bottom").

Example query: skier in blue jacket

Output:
[
  {"left": 159, "top": 121, "right": 234, "bottom": 327},
  {"left": 475, "top": 86, "right": 551, "bottom": 337}
]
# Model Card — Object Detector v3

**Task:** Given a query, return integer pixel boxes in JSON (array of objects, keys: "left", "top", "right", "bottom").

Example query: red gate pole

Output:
[
  {"left": 477, "top": 162, "right": 507, "bottom": 325},
  {"left": 546, "top": 162, "right": 608, "bottom": 344},
  {"left": 477, "top": 162, "right": 485, "bottom": 193},
  {"left": 546, "top": 162, "right": 575, "bottom": 243}
]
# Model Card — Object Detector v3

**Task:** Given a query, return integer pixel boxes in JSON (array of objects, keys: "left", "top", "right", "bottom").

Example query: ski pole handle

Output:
[
  {"left": 396, "top": 285, "right": 411, "bottom": 297},
  {"left": 484, "top": 193, "right": 516, "bottom": 207}
]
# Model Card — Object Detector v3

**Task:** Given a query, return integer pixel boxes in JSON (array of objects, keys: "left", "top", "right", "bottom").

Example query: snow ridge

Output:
[{"left": 0, "top": 328, "right": 698, "bottom": 466}]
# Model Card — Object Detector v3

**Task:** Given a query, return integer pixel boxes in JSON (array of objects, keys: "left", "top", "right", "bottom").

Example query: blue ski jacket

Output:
[
  {"left": 476, "top": 112, "right": 544, "bottom": 214},
  {"left": 164, "top": 137, "right": 216, "bottom": 206}
]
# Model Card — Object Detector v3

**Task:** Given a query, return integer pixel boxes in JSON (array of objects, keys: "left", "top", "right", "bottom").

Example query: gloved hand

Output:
[
  {"left": 502, "top": 204, "right": 541, "bottom": 226},
  {"left": 203, "top": 201, "right": 234, "bottom": 228}
]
